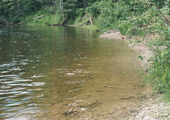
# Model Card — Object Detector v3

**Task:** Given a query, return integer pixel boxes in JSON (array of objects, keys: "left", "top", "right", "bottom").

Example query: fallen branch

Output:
[
  {"left": 0, "top": 17, "right": 12, "bottom": 25},
  {"left": 148, "top": 2, "right": 170, "bottom": 26},
  {"left": 155, "top": 6, "right": 170, "bottom": 26},
  {"left": 16, "top": 15, "right": 43, "bottom": 25}
]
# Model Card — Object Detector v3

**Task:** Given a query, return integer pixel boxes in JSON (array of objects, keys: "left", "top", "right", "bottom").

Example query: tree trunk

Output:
[
  {"left": 82, "top": 0, "right": 93, "bottom": 25},
  {"left": 60, "top": 0, "right": 63, "bottom": 13},
  {"left": 89, "top": 16, "right": 93, "bottom": 25},
  {"left": 83, "top": 0, "right": 89, "bottom": 8}
]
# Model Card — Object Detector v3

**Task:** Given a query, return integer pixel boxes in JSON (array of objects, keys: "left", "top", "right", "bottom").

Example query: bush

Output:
[{"left": 117, "top": 0, "right": 170, "bottom": 93}]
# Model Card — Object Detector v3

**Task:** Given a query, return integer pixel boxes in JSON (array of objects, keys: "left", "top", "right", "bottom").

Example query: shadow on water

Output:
[{"left": 0, "top": 26, "right": 146, "bottom": 120}]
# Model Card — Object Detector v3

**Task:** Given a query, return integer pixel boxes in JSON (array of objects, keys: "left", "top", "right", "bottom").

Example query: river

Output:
[{"left": 0, "top": 26, "right": 145, "bottom": 120}]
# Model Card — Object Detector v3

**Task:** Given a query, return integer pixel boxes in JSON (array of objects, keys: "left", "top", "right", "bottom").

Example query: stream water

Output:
[{"left": 0, "top": 26, "right": 145, "bottom": 120}]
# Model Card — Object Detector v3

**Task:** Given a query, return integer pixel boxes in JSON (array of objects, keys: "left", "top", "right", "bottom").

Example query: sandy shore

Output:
[
  {"left": 100, "top": 30, "right": 153, "bottom": 69},
  {"left": 99, "top": 30, "right": 170, "bottom": 120}
]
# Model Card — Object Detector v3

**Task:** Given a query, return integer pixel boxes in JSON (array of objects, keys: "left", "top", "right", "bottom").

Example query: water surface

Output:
[{"left": 0, "top": 26, "right": 144, "bottom": 120}]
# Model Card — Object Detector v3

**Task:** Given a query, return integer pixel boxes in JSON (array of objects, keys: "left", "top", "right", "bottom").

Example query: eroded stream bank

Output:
[{"left": 0, "top": 26, "right": 149, "bottom": 120}]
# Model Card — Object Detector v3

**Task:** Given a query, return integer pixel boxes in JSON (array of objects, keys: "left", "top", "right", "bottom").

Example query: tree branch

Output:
[
  {"left": 16, "top": 15, "right": 43, "bottom": 25},
  {"left": 0, "top": 17, "right": 12, "bottom": 25}
]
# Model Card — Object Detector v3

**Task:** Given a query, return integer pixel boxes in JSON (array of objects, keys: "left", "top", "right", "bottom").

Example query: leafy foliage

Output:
[
  {"left": 0, "top": 0, "right": 51, "bottom": 24},
  {"left": 117, "top": 0, "right": 170, "bottom": 93}
]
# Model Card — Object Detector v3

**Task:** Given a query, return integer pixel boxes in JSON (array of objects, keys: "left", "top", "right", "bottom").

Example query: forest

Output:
[{"left": 0, "top": 0, "right": 170, "bottom": 96}]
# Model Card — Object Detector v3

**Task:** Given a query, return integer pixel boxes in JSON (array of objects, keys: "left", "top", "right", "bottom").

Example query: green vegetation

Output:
[
  {"left": 119, "top": 1, "right": 170, "bottom": 95},
  {"left": 1, "top": 0, "right": 170, "bottom": 96}
]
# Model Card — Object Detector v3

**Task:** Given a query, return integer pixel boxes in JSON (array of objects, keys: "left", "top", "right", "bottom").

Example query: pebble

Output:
[
  {"left": 135, "top": 116, "right": 140, "bottom": 119},
  {"left": 143, "top": 116, "right": 155, "bottom": 120},
  {"left": 125, "top": 96, "right": 170, "bottom": 120},
  {"left": 160, "top": 103, "right": 165, "bottom": 107}
]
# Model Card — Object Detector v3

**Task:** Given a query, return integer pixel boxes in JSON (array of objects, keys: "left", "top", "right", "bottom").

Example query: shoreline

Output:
[
  {"left": 100, "top": 30, "right": 152, "bottom": 70},
  {"left": 99, "top": 30, "right": 170, "bottom": 120}
]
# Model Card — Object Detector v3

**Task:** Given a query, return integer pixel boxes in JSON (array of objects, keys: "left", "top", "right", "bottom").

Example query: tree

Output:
[
  {"left": 83, "top": 0, "right": 89, "bottom": 8},
  {"left": 0, "top": 0, "right": 52, "bottom": 25}
]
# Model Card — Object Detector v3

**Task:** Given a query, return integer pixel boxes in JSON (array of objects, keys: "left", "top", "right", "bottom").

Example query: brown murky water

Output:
[{"left": 0, "top": 26, "right": 145, "bottom": 120}]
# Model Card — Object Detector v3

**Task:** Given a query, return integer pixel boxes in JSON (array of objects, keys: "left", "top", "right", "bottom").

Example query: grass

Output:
[{"left": 81, "top": 24, "right": 100, "bottom": 31}]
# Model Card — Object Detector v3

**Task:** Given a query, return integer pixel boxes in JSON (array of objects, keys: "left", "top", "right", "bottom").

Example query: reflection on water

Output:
[{"left": 0, "top": 26, "right": 144, "bottom": 119}]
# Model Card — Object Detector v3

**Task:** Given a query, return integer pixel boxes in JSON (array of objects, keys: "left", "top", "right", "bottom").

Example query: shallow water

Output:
[{"left": 0, "top": 26, "right": 144, "bottom": 120}]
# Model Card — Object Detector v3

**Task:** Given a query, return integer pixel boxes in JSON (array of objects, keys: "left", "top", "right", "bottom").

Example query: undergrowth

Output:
[
  {"left": 24, "top": 7, "right": 62, "bottom": 26},
  {"left": 117, "top": 0, "right": 170, "bottom": 96}
]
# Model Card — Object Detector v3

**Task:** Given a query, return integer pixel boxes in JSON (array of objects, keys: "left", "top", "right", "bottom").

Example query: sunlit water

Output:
[{"left": 0, "top": 26, "right": 145, "bottom": 120}]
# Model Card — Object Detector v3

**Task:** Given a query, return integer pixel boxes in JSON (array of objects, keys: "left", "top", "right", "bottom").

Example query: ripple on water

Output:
[
  {"left": 28, "top": 75, "right": 46, "bottom": 78},
  {"left": 65, "top": 80, "right": 86, "bottom": 84},
  {"left": 0, "top": 58, "right": 46, "bottom": 119},
  {"left": 0, "top": 26, "right": 146, "bottom": 120}
]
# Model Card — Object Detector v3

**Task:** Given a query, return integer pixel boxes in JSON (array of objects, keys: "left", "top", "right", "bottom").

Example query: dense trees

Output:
[
  {"left": 1, "top": 0, "right": 169, "bottom": 25},
  {"left": 83, "top": 0, "right": 89, "bottom": 7},
  {"left": 0, "top": 0, "right": 92, "bottom": 25},
  {"left": 0, "top": 0, "right": 52, "bottom": 24}
]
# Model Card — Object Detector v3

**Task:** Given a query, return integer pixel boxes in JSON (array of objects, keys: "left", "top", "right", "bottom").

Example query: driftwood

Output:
[{"left": 16, "top": 15, "right": 43, "bottom": 25}]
